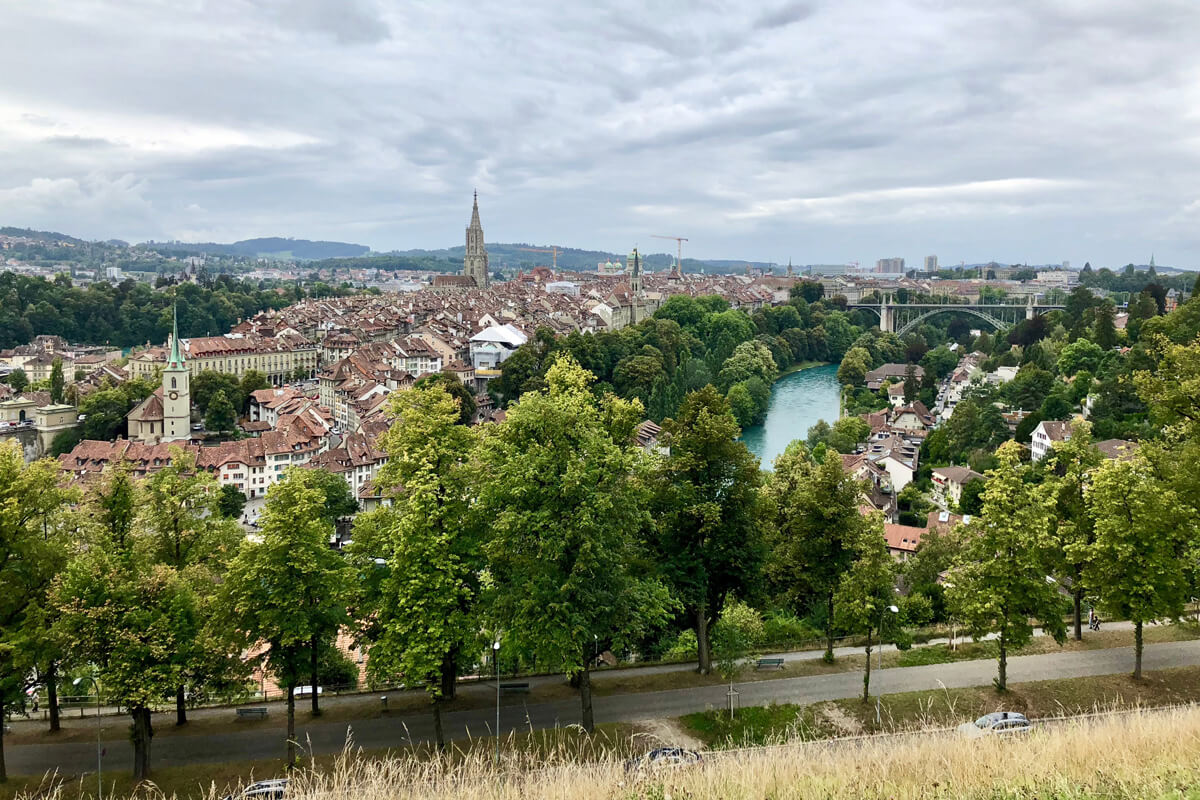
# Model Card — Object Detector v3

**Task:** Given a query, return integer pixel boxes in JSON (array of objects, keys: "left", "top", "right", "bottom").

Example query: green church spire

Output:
[{"left": 167, "top": 303, "right": 185, "bottom": 369}]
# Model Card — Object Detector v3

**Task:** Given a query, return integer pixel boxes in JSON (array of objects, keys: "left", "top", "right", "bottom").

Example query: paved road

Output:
[{"left": 6, "top": 636, "right": 1196, "bottom": 777}]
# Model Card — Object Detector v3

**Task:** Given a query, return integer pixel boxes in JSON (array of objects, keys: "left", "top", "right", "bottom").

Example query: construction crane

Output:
[
  {"left": 518, "top": 246, "right": 561, "bottom": 270},
  {"left": 651, "top": 234, "right": 688, "bottom": 277}
]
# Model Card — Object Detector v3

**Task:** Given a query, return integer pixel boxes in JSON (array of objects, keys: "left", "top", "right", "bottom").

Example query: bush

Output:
[
  {"left": 663, "top": 629, "right": 698, "bottom": 661},
  {"left": 762, "top": 611, "right": 820, "bottom": 648}
]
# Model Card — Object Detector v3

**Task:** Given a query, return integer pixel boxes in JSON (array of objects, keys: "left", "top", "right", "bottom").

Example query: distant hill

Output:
[
  {"left": 384, "top": 243, "right": 776, "bottom": 274},
  {"left": 144, "top": 237, "right": 370, "bottom": 261},
  {"left": 0, "top": 226, "right": 87, "bottom": 245}
]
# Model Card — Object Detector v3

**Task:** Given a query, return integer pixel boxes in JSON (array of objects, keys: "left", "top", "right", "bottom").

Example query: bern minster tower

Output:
[{"left": 464, "top": 191, "right": 490, "bottom": 288}]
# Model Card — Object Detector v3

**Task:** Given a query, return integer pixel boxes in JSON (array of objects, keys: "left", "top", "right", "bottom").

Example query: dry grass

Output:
[{"left": 13, "top": 706, "right": 1200, "bottom": 800}]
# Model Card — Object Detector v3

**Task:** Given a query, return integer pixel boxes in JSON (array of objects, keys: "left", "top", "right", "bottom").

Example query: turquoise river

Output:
[{"left": 740, "top": 363, "right": 842, "bottom": 468}]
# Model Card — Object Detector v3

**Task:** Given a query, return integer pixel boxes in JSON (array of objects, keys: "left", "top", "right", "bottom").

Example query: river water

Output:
[{"left": 740, "top": 363, "right": 842, "bottom": 469}]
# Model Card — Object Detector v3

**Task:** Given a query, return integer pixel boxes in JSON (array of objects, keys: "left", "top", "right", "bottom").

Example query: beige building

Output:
[{"left": 127, "top": 333, "right": 317, "bottom": 384}]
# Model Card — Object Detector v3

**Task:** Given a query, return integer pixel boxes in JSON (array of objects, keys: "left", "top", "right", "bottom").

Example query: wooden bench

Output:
[
  {"left": 236, "top": 707, "right": 269, "bottom": 719},
  {"left": 500, "top": 682, "right": 531, "bottom": 694},
  {"left": 755, "top": 657, "right": 785, "bottom": 670}
]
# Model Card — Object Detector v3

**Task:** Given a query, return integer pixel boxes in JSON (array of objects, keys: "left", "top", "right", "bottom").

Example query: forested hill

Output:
[{"left": 145, "top": 237, "right": 370, "bottom": 260}]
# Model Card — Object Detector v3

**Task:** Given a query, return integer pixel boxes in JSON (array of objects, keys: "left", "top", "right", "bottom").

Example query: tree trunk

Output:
[
  {"left": 997, "top": 632, "right": 1007, "bottom": 691},
  {"left": 175, "top": 684, "right": 187, "bottom": 726},
  {"left": 824, "top": 593, "right": 835, "bottom": 663},
  {"left": 310, "top": 637, "right": 320, "bottom": 716},
  {"left": 1133, "top": 620, "right": 1143, "bottom": 680},
  {"left": 579, "top": 659, "right": 594, "bottom": 734},
  {"left": 695, "top": 603, "right": 711, "bottom": 675},
  {"left": 131, "top": 706, "right": 152, "bottom": 782},
  {"left": 432, "top": 694, "right": 445, "bottom": 751},
  {"left": 1073, "top": 590, "right": 1083, "bottom": 642},
  {"left": 440, "top": 650, "right": 457, "bottom": 701},
  {"left": 862, "top": 627, "right": 872, "bottom": 703},
  {"left": 0, "top": 699, "right": 8, "bottom": 783},
  {"left": 286, "top": 685, "right": 296, "bottom": 769},
  {"left": 46, "top": 662, "right": 60, "bottom": 733}
]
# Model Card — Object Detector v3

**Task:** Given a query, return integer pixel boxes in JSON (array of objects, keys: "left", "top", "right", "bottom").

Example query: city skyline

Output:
[{"left": 2, "top": 1, "right": 1200, "bottom": 267}]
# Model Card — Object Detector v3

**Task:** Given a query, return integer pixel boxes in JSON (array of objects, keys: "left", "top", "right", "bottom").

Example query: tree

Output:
[
  {"left": 0, "top": 445, "right": 77, "bottom": 781},
  {"left": 1092, "top": 301, "right": 1119, "bottom": 350},
  {"left": 765, "top": 443, "right": 867, "bottom": 661},
  {"left": 414, "top": 371, "right": 477, "bottom": 424},
  {"left": 304, "top": 467, "right": 359, "bottom": 525},
  {"left": 710, "top": 598, "right": 764, "bottom": 715},
  {"left": 1057, "top": 339, "right": 1104, "bottom": 376},
  {"left": 717, "top": 340, "right": 776, "bottom": 391},
  {"left": 349, "top": 384, "right": 480, "bottom": 750},
  {"left": 726, "top": 382, "right": 756, "bottom": 429},
  {"left": 217, "top": 485, "right": 247, "bottom": 519},
  {"left": 139, "top": 447, "right": 244, "bottom": 724},
  {"left": 833, "top": 517, "right": 898, "bottom": 701},
  {"left": 204, "top": 389, "right": 236, "bottom": 433},
  {"left": 653, "top": 386, "right": 763, "bottom": 675},
  {"left": 827, "top": 416, "right": 871, "bottom": 454},
  {"left": 476, "top": 356, "right": 675, "bottom": 732},
  {"left": 238, "top": 370, "right": 270, "bottom": 413},
  {"left": 1086, "top": 453, "right": 1191, "bottom": 678},
  {"left": 224, "top": 470, "right": 353, "bottom": 766},
  {"left": 192, "top": 371, "right": 240, "bottom": 415},
  {"left": 1043, "top": 421, "right": 1103, "bottom": 641},
  {"left": 837, "top": 346, "right": 871, "bottom": 386},
  {"left": 49, "top": 358, "right": 65, "bottom": 404},
  {"left": 53, "top": 471, "right": 199, "bottom": 782},
  {"left": 6, "top": 368, "right": 27, "bottom": 394},
  {"left": 945, "top": 442, "right": 1067, "bottom": 690},
  {"left": 903, "top": 363, "right": 918, "bottom": 403},
  {"left": 806, "top": 419, "right": 832, "bottom": 448}
]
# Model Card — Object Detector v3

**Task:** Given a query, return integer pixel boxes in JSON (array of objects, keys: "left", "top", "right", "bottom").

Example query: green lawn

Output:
[{"left": 682, "top": 664, "right": 1200, "bottom": 748}]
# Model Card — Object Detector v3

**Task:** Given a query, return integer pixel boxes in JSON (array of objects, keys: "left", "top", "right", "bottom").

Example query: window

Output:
[{"left": 171, "top": 377, "right": 177, "bottom": 389}]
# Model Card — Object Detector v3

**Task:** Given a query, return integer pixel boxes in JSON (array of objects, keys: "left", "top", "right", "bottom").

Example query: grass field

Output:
[
  {"left": 11, "top": 707, "right": 1200, "bottom": 800},
  {"left": 682, "top": 664, "right": 1200, "bottom": 747}
]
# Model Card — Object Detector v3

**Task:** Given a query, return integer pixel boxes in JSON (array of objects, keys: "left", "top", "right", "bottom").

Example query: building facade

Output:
[{"left": 463, "top": 192, "right": 490, "bottom": 288}]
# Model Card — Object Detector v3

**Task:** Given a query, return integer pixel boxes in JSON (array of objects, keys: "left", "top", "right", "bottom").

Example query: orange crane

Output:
[
  {"left": 518, "top": 246, "right": 561, "bottom": 270},
  {"left": 651, "top": 234, "right": 688, "bottom": 277}
]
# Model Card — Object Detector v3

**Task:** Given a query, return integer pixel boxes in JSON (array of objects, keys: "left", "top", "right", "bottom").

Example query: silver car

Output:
[
  {"left": 222, "top": 779, "right": 288, "bottom": 800},
  {"left": 958, "top": 711, "right": 1032, "bottom": 738}
]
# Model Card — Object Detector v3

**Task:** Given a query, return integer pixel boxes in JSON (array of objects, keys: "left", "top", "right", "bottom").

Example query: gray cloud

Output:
[{"left": 0, "top": 0, "right": 1198, "bottom": 267}]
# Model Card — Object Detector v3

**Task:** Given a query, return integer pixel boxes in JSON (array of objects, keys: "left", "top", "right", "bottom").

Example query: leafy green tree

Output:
[
  {"left": 414, "top": 371, "right": 477, "bottom": 424},
  {"left": 476, "top": 356, "right": 675, "bottom": 732},
  {"left": 304, "top": 467, "right": 359, "bottom": 524},
  {"left": 1092, "top": 301, "right": 1119, "bottom": 350},
  {"left": 765, "top": 443, "right": 867, "bottom": 661},
  {"left": 833, "top": 517, "right": 898, "bottom": 701},
  {"left": 1086, "top": 453, "right": 1191, "bottom": 678},
  {"left": 53, "top": 472, "right": 199, "bottom": 782},
  {"left": 6, "top": 368, "right": 28, "bottom": 394},
  {"left": 806, "top": 419, "right": 832, "bottom": 448},
  {"left": 49, "top": 358, "right": 65, "bottom": 404},
  {"left": 140, "top": 447, "right": 244, "bottom": 724},
  {"left": 224, "top": 471, "right": 353, "bottom": 765},
  {"left": 1057, "top": 339, "right": 1104, "bottom": 376},
  {"left": 204, "top": 388, "right": 236, "bottom": 433},
  {"left": 350, "top": 384, "right": 480, "bottom": 749},
  {"left": 217, "top": 485, "right": 247, "bottom": 519},
  {"left": 726, "top": 382, "right": 756, "bottom": 429},
  {"left": 837, "top": 346, "right": 871, "bottom": 386},
  {"left": 653, "top": 386, "right": 763, "bottom": 674},
  {"left": 238, "top": 370, "right": 270, "bottom": 413},
  {"left": 192, "top": 370, "right": 240, "bottom": 415},
  {"left": 827, "top": 416, "right": 871, "bottom": 454},
  {"left": 945, "top": 442, "right": 1066, "bottom": 690},
  {"left": 1044, "top": 421, "right": 1103, "bottom": 640},
  {"left": 920, "top": 346, "right": 959, "bottom": 380},
  {"left": 710, "top": 598, "right": 764, "bottom": 714},
  {"left": 717, "top": 340, "right": 776, "bottom": 391},
  {"left": 0, "top": 446, "right": 77, "bottom": 780},
  {"left": 958, "top": 477, "right": 986, "bottom": 515},
  {"left": 903, "top": 363, "right": 918, "bottom": 403}
]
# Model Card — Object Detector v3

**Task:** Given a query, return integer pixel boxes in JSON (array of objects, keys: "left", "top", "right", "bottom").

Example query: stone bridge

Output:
[{"left": 848, "top": 295, "right": 1066, "bottom": 336}]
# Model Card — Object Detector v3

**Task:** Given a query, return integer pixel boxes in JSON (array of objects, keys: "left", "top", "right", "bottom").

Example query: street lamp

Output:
[
  {"left": 492, "top": 636, "right": 501, "bottom": 766},
  {"left": 73, "top": 676, "right": 101, "bottom": 800},
  {"left": 878, "top": 605, "right": 899, "bottom": 669}
]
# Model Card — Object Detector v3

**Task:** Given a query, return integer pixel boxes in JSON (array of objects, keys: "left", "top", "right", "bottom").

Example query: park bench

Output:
[
  {"left": 500, "top": 682, "right": 531, "bottom": 694},
  {"left": 755, "top": 657, "right": 785, "bottom": 670},
  {"left": 236, "top": 707, "right": 269, "bottom": 719}
]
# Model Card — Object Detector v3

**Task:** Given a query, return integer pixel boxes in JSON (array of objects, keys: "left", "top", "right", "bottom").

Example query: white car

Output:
[
  {"left": 958, "top": 711, "right": 1032, "bottom": 738},
  {"left": 222, "top": 779, "right": 288, "bottom": 800}
]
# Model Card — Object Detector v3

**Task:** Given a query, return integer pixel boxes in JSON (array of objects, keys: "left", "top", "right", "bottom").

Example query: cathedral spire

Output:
[{"left": 166, "top": 302, "right": 185, "bottom": 369}]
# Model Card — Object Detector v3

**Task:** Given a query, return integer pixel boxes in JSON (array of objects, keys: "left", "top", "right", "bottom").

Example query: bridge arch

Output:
[{"left": 895, "top": 307, "right": 1007, "bottom": 337}]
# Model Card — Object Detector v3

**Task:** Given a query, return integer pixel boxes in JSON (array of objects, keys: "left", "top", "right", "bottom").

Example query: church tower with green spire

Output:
[{"left": 162, "top": 304, "right": 191, "bottom": 442}]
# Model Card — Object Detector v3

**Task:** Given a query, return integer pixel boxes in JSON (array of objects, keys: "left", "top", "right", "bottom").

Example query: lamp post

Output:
[
  {"left": 492, "top": 636, "right": 501, "bottom": 766},
  {"left": 73, "top": 676, "right": 101, "bottom": 800},
  {"left": 878, "top": 605, "right": 899, "bottom": 669}
]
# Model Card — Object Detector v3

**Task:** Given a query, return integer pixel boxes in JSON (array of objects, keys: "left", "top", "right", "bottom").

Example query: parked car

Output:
[
  {"left": 222, "top": 779, "right": 288, "bottom": 800},
  {"left": 626, "top": 747, "right": 702, "bottom": 772},
  {"left": 191, "top": 423, "right": 204, "bottom": 431},
  {"left": 958, "top": 711, "right": 1032, "bottom": 738}
]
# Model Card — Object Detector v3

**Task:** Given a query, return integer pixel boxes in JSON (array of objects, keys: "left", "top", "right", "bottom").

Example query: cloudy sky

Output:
[{"left": 3, "top": 0, "right": 1200, "bottom": 267}]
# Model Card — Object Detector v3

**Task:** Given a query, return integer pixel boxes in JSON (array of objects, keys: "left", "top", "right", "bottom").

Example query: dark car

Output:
[
  {"left": 626, "top": 747, "right": 702, "bottom": 772},
  {"left": 222, "top": 778, "right": 288, "bottom": 800}
]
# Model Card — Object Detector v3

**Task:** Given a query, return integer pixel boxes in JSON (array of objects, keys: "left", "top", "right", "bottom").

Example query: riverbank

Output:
[{"left": 775, "top": 359, "right": 829, "bottom": 380}]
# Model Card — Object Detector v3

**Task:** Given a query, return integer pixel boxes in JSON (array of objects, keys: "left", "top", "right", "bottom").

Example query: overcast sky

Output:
[{"left": 3, "top": 0, "right": 1200, "bottom": 268}]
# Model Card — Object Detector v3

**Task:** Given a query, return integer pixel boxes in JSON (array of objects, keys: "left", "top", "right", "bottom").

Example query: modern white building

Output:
[{"left": 469, "top": 324, "right": 528, "bottom": 372}]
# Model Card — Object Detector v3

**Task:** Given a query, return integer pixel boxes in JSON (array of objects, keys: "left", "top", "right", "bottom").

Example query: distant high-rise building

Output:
[
  {"left": 924, "top": 255, "right": 938, "bottom": 271},
  {"left": 876, "top": 257, "right": 905, "bottom": 274},
  {"left": 463, "top": 191, "right": 489, "bottom": 288},
  {"left": 1062, "top": 260, "right": 1071, "bottom": 271}
]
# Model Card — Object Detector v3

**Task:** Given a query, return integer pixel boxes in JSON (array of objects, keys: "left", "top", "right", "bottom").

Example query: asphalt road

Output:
[{"left": 7, "top": 636, "right": 1197, "bottom": 777}]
